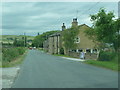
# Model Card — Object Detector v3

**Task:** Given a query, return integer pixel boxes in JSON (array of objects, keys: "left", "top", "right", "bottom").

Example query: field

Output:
[{"left": 1, "top": 35, "right": 35, "bottom": 44}]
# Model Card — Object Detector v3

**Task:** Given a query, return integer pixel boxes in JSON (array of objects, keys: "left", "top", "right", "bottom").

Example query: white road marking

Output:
[
  {"left": 10, "top": 81, "right": 13, "bottom": 84},
  {"left": 16, "top": 68, "right": 20, "bottom": 70},
  {"left": 61, "top": 57, "right": 85, "bottom": 61}
]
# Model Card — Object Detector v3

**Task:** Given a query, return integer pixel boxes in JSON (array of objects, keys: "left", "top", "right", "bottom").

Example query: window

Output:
[
  {"left": 86, "top": 49, "right": 91, "bottom": 53},
  {"left": 78, "top": 49, "right": 83, "bottom": 52},
  {"left": 75, "top": 37, "right": 80, "bottom": 43}
]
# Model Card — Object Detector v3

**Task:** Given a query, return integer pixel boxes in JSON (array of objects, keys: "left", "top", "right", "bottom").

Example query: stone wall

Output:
[
  {"left": 69, "top": 52, "right": 98, "bottom": 60},
  {"left": 77, "top": 25, "right": 96, "bottom": 49}
]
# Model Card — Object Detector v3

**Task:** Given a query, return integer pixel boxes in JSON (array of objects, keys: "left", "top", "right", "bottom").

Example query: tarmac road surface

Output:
[{"left": 12, "top": 50, "right": 118, "bottom": 88}]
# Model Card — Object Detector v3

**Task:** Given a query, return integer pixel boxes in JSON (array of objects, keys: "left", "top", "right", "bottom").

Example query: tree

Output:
[
  {"left": 24, "top": 36, "right": 27, "bottom": 47},
  {"left": 13, "top": 37, "right": 26, "bottom": 47},
  {"left": 113, "top": 18, "right": 120, "bottom": 51},
  {"left": 13, "top": 38, "right": 17, "bottom": 46},
  {"left": 37, "top": 32, "right": 40, "bottom": 36},
  {"left": 62, "top": 27, "right": 79, "bottom": 54},
  {"left": 32, "top": 30, "right": 60, "bottom": 48},
  {"left": 85, "top": 8, "right": 119, "bottom": 51}
]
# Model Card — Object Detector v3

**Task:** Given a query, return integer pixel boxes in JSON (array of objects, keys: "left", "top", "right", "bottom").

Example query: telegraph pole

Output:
[
  {"left": 24, "top": 32, "right": 26, "bottom": 47},
  {"left": 76, "top": 10, "right": 78, "bottom": 18}
]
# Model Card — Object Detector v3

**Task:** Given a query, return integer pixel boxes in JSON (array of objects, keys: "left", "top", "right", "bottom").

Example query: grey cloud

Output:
[{"left": 2, "top": 2, "right": 118, "bottom": 36}]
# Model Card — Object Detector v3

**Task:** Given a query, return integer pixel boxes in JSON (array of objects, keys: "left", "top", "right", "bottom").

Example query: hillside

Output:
[{"left": 1, "top": 35, "right": 35, "bottom": 43}]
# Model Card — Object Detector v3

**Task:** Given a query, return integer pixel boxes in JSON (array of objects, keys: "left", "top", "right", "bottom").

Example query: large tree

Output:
[
  {"left": 113, "top": 18, "right": 120, "bottom": 51},
  {"left": 62, "top": 27, "right": 79, "bottom": 54},
  {"left": 85, "top": 8, "right": 120, "bottom": 51}
]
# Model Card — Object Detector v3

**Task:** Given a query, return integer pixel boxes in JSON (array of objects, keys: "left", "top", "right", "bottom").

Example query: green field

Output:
[{"left": 1, "top": 35, "right": 35, "bottom": 43}]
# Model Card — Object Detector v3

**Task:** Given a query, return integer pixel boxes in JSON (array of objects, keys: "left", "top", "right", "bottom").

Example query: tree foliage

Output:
[
  {"left": 85, "top": 8, "right": 120, "bottom": 51},
  {"left": 62, "top": 27, "right": 79, "bottom": 52},
  {"left": 13, "top": 36, "right": 27, "bottom": 47},
  {"left": 113, "top": 18, "right": 120, "bottom": 51},
  {"left": 32, "top": 30, "right": 60, "bottom": 47}
]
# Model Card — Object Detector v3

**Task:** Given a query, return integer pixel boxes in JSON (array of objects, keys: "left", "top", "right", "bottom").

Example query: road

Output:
[{"left": 12, "top": 50, "right": 118, "bottom": 88}]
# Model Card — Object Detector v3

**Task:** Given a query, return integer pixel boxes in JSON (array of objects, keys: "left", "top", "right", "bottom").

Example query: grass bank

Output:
[
  {"left": 2, "top": 51, "right": 28, "bottom": 68},
  {"left": 84, "top": 60, "right": 118, "bottom": 71},
  {"left": 84, "top": 51, "right": 119, "bottom": 71},
  {"left": 1, "top": 47, "right": 28, "bottom": 68}
]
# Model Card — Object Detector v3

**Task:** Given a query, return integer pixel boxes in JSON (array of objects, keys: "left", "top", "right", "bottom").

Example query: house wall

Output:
[
  {"left": 69, "top": 52, "right": 97, "bottom": 60},
  {"left": 53, "top": 36, "right": 57, "bottom": 54},
  {"left": 77, "top": 25, "right": 95, "bottom": 49},
  {"left": 43, "top": 40, "right": 49, "bottom": 52},
  {"left": 48, "top": 36, "right": 54, "bottom": 54},
  {"left": 56, "top": 35, "right": 60, "bottom": 54},
  {"left": 54, "top": 35, "right": 61, "bottom": 54},
  {"left": 47, "top": 34, "right": 61, "bottom": 54}
]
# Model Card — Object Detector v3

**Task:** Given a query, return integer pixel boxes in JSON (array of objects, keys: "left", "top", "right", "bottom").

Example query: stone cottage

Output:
[
  {"left": 62, "top": 18, "right": 99, "bottom": 59},
  {"left": 43, "top": 18, "right": 99, "bottom": 59},
  {"left": 43, "top": 32, "right": 62, "bottom": 54}
]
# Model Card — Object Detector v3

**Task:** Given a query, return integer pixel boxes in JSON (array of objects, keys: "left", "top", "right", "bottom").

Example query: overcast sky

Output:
[{"left": 2, "top": 2, "right": 118, "bottom": 36}]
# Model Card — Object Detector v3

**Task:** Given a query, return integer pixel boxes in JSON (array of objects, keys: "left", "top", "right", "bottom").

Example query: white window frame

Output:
[{"left": 75, "top": 37, "right": 80, "bottom": 43}]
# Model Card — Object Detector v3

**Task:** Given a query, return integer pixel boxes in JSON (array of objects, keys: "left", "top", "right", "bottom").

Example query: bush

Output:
[
  {"left": 2, "top": 47, "right": 26, "bottom": 62},
  {"left": 98, "top": 51, "right": 117, "bottom": 61},
  {"left": 98, "top": 51, "right": 111, "bottom": 61},
  {"left": 17, "top": 47, "right": 26, "bottom": 55},
  {"left": 60, "top": 48, "right": 64, "bottom": 55}
]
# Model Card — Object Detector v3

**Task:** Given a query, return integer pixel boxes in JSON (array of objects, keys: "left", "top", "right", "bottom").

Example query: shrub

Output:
[
  {"left": 2, "top": 47, "right": 26, "bottom": 62},
  {"left": 98, "top": 51, "right": 112, "bottom": 61},
  {"left": 98, "top": 51, "right": 118, "bottom": 62},
  {"left": 60, "top": 48, "right": 64, "bottom": 55},
  {"left": 17, "top": 47, "right": 26, "bottom": 55}
]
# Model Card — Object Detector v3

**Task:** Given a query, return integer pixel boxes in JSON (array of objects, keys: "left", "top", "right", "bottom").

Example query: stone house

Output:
[
  {"left": 43, "top": 18, "right": 99, "bottom": 59},
  {"left": 62, "top": 18, "right": 99, "bottom": 59},
  {"left": 43, "top": 32, "right": 62, "bottom": 54},
  {"left": 43, "top": 23, "right": 66, "bottom": 54}
]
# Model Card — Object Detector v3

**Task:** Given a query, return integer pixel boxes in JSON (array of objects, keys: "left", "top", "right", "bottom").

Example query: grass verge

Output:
[
  {"left": 1, "top": 50, "right": 28, "bottom": 68},
  {"left": 84, "top": 60, "right": 118, "bottom": 71}
]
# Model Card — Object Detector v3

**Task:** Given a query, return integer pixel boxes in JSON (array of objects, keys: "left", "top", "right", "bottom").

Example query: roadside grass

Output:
[
  {"left": 1, "top": 50, "right": 28, "bottom": 68},
  {"left": 84, "top": 60, "right": 118, "bottom": 71}
]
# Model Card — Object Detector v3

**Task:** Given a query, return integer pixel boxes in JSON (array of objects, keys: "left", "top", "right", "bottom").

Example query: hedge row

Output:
[
  {"left": 98, "top": 51, "right": 118, "bottom": 62},
  {"left": 2, "top": 47, "right": 26, "bottom": 62}
]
